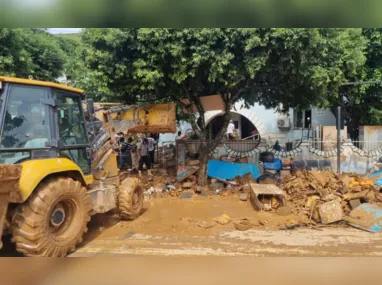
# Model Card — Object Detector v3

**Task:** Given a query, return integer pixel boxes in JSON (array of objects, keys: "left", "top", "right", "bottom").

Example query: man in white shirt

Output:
[
  {"left": 147, "top": 134, "right": 156, "bottom": 164},
  {"left": 227, "top": 120, "right": 235, "bottom": 140}
]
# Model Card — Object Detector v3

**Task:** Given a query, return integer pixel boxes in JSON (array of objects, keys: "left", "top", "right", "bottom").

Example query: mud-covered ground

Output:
[
  {"left": 1, "top": 194, "right": 381, "bottom": 257},
  {"left": 70, "top": 195, "right": 382, "bottom": 257}
]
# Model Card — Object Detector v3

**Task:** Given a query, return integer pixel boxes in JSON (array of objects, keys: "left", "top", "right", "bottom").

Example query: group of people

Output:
[{"left": 114, "top": 133, "right": 156, "bottom": 175}]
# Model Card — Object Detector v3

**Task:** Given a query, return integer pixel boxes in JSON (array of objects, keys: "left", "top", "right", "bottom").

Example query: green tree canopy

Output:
[
  {"left": 0, "top": 28, "right": 66, "bottom": 81},
  {"left": 80, "top": 28, "right": 368, "bottom": 183}
]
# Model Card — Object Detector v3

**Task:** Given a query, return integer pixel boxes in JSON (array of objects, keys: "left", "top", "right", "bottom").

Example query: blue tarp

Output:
[
  {"left": 263, "top": 158, "right": 282, "bottom": 171},
  {"left": 370, "top": 170, "right": 382, "bottom": 178},
  {"left": 346, "top": 203, "right": 382, "bottom": 233},
  {"left": 370, "top": 170, "right": 382, "bottom": 186},
  {"left": 207, "top": 160, "right": 261, "bottom": 180}
]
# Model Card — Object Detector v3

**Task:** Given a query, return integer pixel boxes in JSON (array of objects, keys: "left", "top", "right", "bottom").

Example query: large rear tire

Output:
[
  {"left": 11, "top": 177, "right": 92, "bottom": 257},
  {"left": 118, "top": 177, "right": 144, "bottom": 220}
]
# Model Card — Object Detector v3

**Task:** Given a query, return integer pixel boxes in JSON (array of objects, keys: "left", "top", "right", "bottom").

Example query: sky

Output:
[{"left": 48, "top": 28, "right": 82, "bottom": 34}]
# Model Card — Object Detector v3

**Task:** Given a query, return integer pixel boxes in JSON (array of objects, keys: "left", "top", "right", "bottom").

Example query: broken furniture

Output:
[{"left": 249, "top": 182, "right": 286, "bottom": 211}]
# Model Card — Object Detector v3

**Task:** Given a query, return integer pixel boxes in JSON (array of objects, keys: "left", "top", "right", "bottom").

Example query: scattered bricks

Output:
[
  {"left": 234, "top": 219, "right": 253, "bottom": 231},
  {"left": 349, "top": 199, "right": 361, "bottom": 210},
  {"left": 182, "top": 182, "right": 194, "bottom": 189},
  {"left": 240, "top": 193, "right": 249, "bottom": 201},
  {"left": 277, "top": 206, "right": 292, "bottom": 216},
  {"left": 318, "top": 200, "right": 344, "bottom": 224}
]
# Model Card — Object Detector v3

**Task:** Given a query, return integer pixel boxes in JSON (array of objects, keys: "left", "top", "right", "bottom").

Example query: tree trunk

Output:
[
  {"left": 184, "top": 92, "right": 235, "bottom": 186},
  {"left": 197, "top": 141, "right": 209, "bottom": 186},
  {"left": 196, "top": 96, "right": 233, "bottom": 186}
]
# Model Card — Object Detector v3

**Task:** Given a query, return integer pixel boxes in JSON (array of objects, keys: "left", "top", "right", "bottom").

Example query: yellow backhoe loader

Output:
[{"left": 0, "top": 76, "right": 176, "bottom": 257}]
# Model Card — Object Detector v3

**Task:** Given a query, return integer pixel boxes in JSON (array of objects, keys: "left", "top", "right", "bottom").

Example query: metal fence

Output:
[
  {"left": 258, "top": 139, "right": 382, "bottom": 152},
  {"left": 175, "top": 138, "right": 382, "bottom": 167}
]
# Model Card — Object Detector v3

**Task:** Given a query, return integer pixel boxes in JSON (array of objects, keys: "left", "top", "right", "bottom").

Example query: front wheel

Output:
[
  {"left": 11, "top": 177, "right": 92, "bottom": 257},
  {"left": 118, "top": 177, "right": 144, "bottom": 220}
]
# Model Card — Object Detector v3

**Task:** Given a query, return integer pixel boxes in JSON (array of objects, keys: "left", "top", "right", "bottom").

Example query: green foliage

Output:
[
  {"left": 80, "top": 28, "right": 368, "bottom": 112},
  {"left": 0, "top": 29, "right": 66, "bottom": 81},
  {"left": 325, "top": 29, "right": 382, "bottom": 134},
  {"left": 255, "top": 28, "right": 366, "bottom": 111}
]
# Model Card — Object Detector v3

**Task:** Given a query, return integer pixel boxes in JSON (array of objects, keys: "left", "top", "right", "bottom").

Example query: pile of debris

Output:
[
  {"left": 280, "top": 170, "right": 382, "bottom": 224},
  {"left": 142, "top": 159, "right": 206, "bottom": 199}
]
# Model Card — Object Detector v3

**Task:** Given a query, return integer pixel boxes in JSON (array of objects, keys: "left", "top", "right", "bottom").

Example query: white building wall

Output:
[{"left": 158, "top": 100, "right": 337, "bottom": 145}]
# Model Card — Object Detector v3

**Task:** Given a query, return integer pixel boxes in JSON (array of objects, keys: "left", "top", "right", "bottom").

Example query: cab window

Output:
[
  {"left": 1, "top": 85, "right": 50, "bottom": 149},
  {"left": 56, "top": 94, "right": 88, "bottom": 145},
  {"left": 56, "top": 92, "right": 90, "bottom": 174}
]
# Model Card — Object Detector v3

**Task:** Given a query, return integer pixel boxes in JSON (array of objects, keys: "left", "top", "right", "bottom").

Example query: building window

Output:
[
  {"left": 295, "top": 111, "right": 303, "bottom": 128},
  {"left": 304, "top": 109, "right": 312, "bottom": 128},
  {"left": 293, "top": 109, "right": 312, "bottom": 129}
]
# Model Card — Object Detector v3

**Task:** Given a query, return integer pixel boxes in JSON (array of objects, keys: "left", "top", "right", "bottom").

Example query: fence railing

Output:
[{"left": 175, "top": 139, "right": 382, "bottom": 164}]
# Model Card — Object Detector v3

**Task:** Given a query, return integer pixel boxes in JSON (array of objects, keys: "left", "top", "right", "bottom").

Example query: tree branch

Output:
[{"left": 207, "top": 93, "right": 233, "bottom": 152}]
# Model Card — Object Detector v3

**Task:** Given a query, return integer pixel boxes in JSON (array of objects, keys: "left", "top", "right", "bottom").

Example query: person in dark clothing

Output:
[
  {"left": 273, "top": 140, "right": 281, "bottom": 151},
  {"left": 118, "top": 137, "right": 133, "bottom": 170},
  {"left": 114, "top": 134, "right": 123, "bottom": 166},
  {"left": 138, "top": 138, "right": 152, "bottom": 175}
]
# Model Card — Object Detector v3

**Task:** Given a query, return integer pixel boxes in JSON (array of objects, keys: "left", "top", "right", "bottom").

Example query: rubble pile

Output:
[{"left": 280, "top": 170, "right": 382, "bottom": 224}]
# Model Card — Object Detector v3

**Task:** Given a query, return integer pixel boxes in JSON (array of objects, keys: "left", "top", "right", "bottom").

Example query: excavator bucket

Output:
[
  {"left": 123, "top": 103, "right": 177, "bottom": 134},
  {"left": 0, "top": 164, "right": 22, "bottom": 249}
]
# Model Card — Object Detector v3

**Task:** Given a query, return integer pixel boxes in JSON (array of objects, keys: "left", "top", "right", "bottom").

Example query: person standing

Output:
[
  {"left": 118, "top": 137, "right": 133, "bottom": 171},
  {"left": 147, "top": 134, "right": 156, "bottom": 164},
  {"left": 227, "top": 120, "right": 235, "bottom": 140},
  {"left": 130, "top": 136, "right": 139, "bottom": 171},
  {"left": 138, "top": 138, "right": 152, "bottom": 175},
  {"left": 113, "top": 133, "right": 122, "bottom": 166}
]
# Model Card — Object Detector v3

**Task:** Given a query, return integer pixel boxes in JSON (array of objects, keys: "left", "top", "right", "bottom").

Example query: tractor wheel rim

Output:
[{"left": 50, "top": 203, "right": 66, "bottom": 228}]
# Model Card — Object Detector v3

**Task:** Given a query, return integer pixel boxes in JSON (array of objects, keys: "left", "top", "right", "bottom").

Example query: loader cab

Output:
[{"left": 0, "top": 77, "right": 91, "bottom": 174}]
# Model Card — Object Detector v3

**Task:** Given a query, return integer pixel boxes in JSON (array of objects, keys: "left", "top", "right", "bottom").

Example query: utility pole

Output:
[{"left": 337, "top": 106, "right": 341, "bottom": 174}]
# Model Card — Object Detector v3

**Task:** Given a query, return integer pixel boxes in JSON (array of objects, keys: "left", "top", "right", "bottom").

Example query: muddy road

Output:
[
  {"left": 1, "top": 195, "right": 382, "bottom": 257},
  {"left": 71, "top": 196, "right": 382, "bottom": 257}
]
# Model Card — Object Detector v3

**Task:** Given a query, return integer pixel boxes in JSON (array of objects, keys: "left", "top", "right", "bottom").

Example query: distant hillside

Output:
[{"left": 56, "top": 33, "right": 81, "bottom": 43}]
